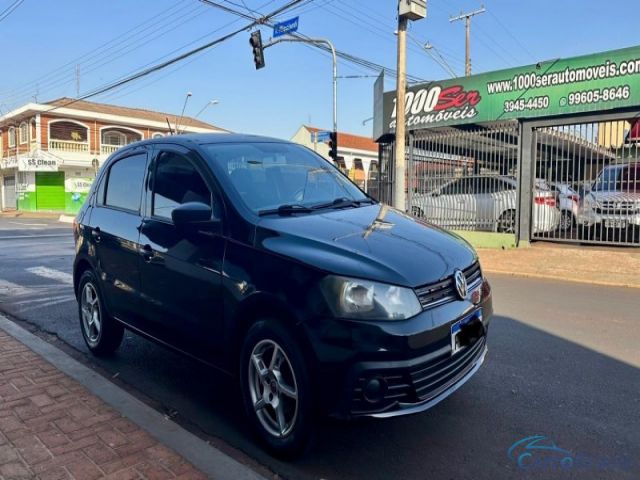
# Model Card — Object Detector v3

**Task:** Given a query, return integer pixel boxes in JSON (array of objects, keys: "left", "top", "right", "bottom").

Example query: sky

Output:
[{"left": 0, "top": 0, "right": 637, "bottom": 139}]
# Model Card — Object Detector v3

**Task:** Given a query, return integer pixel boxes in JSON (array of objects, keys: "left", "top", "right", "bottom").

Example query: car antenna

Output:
[{"left": 166, "top": 116, "right": 175, "bottom": 135}]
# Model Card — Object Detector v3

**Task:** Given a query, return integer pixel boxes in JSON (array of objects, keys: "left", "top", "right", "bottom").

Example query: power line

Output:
[
  {"left": 487, "top": 8, "right": 536, "bottom": 62},
  {"left": 200, "top": 0, "right": 426, "bottom": 83},
  {"left": 40, "top": 0, "right": 309, "bottom": 115},
  {"left": 0, "top": 0, "right": 199, "bottom": 105},
  {"left": 0, "top": 0, "right": 24, "bottom": 24}
]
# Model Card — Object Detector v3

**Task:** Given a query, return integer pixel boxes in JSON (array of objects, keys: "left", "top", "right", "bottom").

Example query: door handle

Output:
[
  {"left": 140, "top": 244, "right": 154, "bottom": 262},
  {"left": 91, "top": 227, "right": 101, "bottom": 243}
]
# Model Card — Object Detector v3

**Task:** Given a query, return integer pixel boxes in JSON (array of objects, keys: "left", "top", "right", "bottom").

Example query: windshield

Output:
[
  {"left": 593, "top": 166, "right": 623, "bottom": 192},
  {"left": 202, "top": 142, "right": 368, "bottom": 213}
]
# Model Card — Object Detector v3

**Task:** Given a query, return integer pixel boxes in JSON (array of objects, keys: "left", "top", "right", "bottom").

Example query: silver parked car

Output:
[
  {"left": 411, "top": 175, "right": 560, "bottom": 233},
  {"left": 578, "top": 162, "right": 640, "bottom": 234}
]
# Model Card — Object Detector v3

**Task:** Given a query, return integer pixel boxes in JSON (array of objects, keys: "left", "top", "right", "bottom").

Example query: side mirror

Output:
[{"left": 172, "top": 202, "right": 219, "bottom": 233}]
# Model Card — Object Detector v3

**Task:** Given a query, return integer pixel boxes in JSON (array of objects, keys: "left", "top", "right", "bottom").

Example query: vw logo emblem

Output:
[{"left": 454, "top": 269, "right": 467, "bottom": 300}]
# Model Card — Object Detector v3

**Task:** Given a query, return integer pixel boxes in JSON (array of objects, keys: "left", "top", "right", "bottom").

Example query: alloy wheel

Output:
[
  {"left": 81, "top": 283, "right": 102, "bottom": 345},
  {"left": 248, "top": 339, "right": 299, "bottom": 438}
]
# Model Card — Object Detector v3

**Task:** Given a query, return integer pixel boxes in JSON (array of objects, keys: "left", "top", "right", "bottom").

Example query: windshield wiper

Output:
[
  {"left": 312, "top": 197, "right": 377, "bottom": 210},
  {"left": 258, "top": 204, "right": 314, "bottom": 216}
]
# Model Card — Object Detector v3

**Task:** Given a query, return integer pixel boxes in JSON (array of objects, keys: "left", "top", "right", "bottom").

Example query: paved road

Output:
[{"left": 0, "top": 216, "right": 638, "bottom": 479}]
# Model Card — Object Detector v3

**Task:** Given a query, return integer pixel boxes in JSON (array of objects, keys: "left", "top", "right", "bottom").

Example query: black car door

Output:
[
  {"left": 137, "top": 144, "right": 226, "bottom": 362},
  {"left": 86, "top": 148, "right": 147, "bottom": 325}
]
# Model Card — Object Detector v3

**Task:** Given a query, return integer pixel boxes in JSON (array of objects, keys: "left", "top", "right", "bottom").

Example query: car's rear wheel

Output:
[
  {"left": 557, "top": 210, "right": 575, "bottom": 232},
  {"left": 497, "top": 209, "right": 516, "bottom": 233},
  {"left": 411, "top": 206, "right": 424, "bottom": 217},
  {"left": 78, "top": 270, "right": 124, "bottom": 356},
  {"left": 240, "top": 319, "right": 313, "bottom": 458}
]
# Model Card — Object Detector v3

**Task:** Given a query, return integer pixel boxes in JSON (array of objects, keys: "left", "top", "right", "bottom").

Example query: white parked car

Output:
[
  {"left": 411, "top": 175, "right": 560, "bottom": 233},
  {"left": 578, "top": 162, "right": 640, "bottom": 234},
  {"left": 548, "top": 181, "right": 580, "bottom": 232}
]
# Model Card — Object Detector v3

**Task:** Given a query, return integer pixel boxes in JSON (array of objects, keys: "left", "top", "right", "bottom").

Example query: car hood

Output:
[{"left": 256, "top": 204, "right": 477, "bottom": 287}]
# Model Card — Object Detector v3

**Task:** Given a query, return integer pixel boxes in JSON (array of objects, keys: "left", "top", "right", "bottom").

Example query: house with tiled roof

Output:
[
  {"left": 290, "top": 125, "right": 378, "bottom": 191},
  {"left": 0, "top": 98, "right": 225, "bottom": 213}
]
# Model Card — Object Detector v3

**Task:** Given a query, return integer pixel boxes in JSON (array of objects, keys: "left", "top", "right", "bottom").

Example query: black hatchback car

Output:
[{"left": 73, "top": 134, "right": 492, "bottom": 456}]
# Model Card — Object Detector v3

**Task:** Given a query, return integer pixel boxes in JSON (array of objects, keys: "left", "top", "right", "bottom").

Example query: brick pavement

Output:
[{"left": 0, "top": 329, "right": 208, "bottom": 480}]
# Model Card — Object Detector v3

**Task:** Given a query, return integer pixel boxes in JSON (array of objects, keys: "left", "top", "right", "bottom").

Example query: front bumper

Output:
[
  {"left": 303, "top": 280, "right": 492, "bottom": 419},
  {"left": 578, "top": 209, "right": 640, "bottom": 227}
]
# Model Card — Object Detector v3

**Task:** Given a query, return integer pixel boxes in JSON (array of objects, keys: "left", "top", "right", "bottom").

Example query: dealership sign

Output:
[{"left": 380, "top": 45, "right": 640, "bottom": 134}]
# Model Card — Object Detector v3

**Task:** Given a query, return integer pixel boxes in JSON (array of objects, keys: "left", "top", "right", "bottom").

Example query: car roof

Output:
[{"left": 143, "top": 133, "right": 290, "bottom": 146}]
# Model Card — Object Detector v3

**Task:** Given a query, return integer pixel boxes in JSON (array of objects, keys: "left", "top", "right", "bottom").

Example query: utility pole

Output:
[
  {"left": 393, "top": 0, "right": 426, "bottom": 211},
  {"left": 449, "top": 5, "right": 485, "bottom": 76},
  {"left": 393, "top": 14, "right": 408, "bottom": 212}
]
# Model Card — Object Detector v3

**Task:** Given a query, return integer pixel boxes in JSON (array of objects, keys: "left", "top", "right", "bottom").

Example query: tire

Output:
[
  {"left": 557, "top": 210, "right": 575, "bottom": 232},
  {"left": 77, "top": 270, "right": 124, "bottom": 356},
  {"left": 240, "top": 319, "right": 314, "bottom": 458},
  {"left": 497, "top": 210, "right": 516, "bottom": 233},
  {"left": 411, "top": 206, "right": 424, "bottom": 218}
]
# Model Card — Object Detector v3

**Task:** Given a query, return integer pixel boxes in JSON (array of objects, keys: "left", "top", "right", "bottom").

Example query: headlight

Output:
[{"left": 320, "top": 275, "right": 422, "bottom": 320}]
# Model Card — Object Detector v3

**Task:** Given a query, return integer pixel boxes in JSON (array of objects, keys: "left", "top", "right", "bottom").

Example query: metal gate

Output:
[
  {"left": 532, "top": 118, "right": 640, "bottom": 246},
  {"left": 2, "top": 175, "right": 16, "bottom": 210},
  {"left": 369, "top": 142, "right": 394, "bottom": 205},
  {"left": 407, "top": 123, "right": 520, "bottom": 232}
]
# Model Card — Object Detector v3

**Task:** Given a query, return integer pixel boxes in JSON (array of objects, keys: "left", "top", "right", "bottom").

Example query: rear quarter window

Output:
[{"left": 104, "top": 153, "right": 146, "bottom": 212}]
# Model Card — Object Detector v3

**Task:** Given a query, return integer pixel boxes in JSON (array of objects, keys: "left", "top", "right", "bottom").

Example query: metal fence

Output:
[
  {"left": 407, "top": 123, "right": 520, "bottom": 232},
  {"left": 532, "top": 119, "right": 640, "bottom": 246}
]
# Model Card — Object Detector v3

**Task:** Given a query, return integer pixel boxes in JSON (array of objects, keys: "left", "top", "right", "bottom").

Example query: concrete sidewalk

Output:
[
  {"left": 0, "top": 316, "right": 265, "bottom": 480},
  {"left": 478, "top": 243, "right": 640, "bottom": 288}
]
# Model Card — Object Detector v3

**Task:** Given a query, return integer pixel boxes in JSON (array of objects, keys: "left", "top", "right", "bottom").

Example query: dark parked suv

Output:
[{"left": 73, "top": 134, "right": 492, "bottom": 456}]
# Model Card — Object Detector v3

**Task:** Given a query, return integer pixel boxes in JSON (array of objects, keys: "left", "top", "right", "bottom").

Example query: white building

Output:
[{"left": 290, "top": 125, "right": 379, "bottom": 191}]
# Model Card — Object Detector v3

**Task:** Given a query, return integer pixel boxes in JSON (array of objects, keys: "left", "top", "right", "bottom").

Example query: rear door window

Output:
[{"left": 104, "top": 153, "right": 146, "bottom": 212}]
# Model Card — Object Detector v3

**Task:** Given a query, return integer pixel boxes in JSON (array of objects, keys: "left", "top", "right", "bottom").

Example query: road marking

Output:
[
  {"left": 0, "top": 234, "right": 71, "bottom": 240},
  {"left": 26, "top": 266, "right": 73, "bottom": 285},
  {"left": 17, "top": 296, "right": 76, "bottom": 313},
  {"left": 8, "top": 222, "right": 48, "bottom": 226},
  {"left": 0, "top": 279, "right": 32, "bottom": 296}
]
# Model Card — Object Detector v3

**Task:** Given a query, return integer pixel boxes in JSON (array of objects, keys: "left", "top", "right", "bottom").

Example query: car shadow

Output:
[{"left": 91, "top": 315, "right": 639, "bottom": 480}]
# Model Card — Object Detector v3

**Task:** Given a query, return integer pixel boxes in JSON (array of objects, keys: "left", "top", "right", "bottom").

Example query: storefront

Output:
[
  {"left": 1, "top": 154, "right": 94, "bottom": 214},
  {"left": 374, "top": 45, "right": 640, "bottom": 247}
]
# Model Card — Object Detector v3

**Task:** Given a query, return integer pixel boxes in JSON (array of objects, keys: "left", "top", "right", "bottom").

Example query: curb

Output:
[
  {"left": 483, "top": 269, "right": 640, "bottom": 289},
  {"left": 0, "top": 314, "right": 266, "bottom": 480}
]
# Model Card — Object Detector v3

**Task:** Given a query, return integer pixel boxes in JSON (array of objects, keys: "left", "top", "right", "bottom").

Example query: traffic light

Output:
[
  {"left": 328, "top": 131, "right": 338, "bottom": 160},
  {"left": 249, "top": 30, "right": 265, "bottom": 70}
]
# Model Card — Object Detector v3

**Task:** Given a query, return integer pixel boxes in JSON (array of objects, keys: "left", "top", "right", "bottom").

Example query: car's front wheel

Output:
[
  {"left": 77, "top": 270, "right": 124, "bottom": 356},
  {"left": 240, "top": 319, "right": 313, "bottom": 458}
]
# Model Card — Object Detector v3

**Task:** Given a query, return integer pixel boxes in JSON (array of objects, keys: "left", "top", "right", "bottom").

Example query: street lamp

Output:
[
  {"left": 175, "top": 91, "right": 192, "bottom": 134},
  {"left": 194, "top": 99, "right": 219, "bottom": 121}
]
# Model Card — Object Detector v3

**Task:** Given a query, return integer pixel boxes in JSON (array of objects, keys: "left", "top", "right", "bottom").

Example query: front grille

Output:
[
  {"left": 595, "top": 201, "right": 639, "bottom": 214},
  {"left": 415, "top": 262, "right": 483, "bottom": 310},
  {"left": 410, "top": 336, "right": 485, "bottom": 401},
  {"left": 350, "top": 336, "right": 486, "bottom": 415}
]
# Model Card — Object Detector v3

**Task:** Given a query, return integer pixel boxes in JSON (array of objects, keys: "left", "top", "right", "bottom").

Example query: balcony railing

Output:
[
  {"left": 101, "top": 144, "right": 122, "bottom": 155},
  {"left": 49, "top": 139, "right": 89, "bottom": 153}
]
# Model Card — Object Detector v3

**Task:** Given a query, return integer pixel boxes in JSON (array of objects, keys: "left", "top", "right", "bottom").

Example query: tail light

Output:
[
  {"left": 569, "top": 194, "right": 579, "bottom": 203},
  {"left": 534, "top": 196, "right": 556, "bottom": 207}
]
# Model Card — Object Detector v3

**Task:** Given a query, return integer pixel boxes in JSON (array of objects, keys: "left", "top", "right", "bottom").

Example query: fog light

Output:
[{"left": 363, "top": 377, "right": 388, "bottom": 403}]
